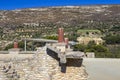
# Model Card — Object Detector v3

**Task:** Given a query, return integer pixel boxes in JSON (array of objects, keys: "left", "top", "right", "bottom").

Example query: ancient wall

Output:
[{"left": 0, "top": 47, "right": 88, "bottom": 80}]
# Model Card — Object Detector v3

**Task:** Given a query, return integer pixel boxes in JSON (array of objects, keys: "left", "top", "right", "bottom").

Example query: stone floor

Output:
[{"left": 0, "top": 48, "right": 88, "bottom": 80}]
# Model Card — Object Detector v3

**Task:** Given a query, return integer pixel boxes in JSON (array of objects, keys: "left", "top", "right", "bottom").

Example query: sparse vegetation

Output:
[{"left": 0, "top": 5, "right": 120, "bottom": 57}]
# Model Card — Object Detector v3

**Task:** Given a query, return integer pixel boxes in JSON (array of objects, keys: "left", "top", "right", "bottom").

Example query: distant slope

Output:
[{"left": 0, "top": 5, "right": 120, "bottom": 30}]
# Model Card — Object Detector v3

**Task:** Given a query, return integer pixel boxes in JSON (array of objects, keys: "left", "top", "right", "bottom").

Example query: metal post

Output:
[{"left": 24, "top": 40, "right": 26, "bottom": 51}]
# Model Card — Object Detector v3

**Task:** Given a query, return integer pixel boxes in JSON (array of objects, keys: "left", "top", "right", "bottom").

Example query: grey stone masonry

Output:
[{"left": 0, "top": 47, "right": 88, "bottom": 80}]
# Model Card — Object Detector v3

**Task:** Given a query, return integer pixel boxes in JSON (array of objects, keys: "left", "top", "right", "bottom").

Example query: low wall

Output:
[
  {"left": 0, "top": 54, "right": 34, "bottom": 61},
  {"left": 0, "top": 51, "right": 9, "bottom": 54}
]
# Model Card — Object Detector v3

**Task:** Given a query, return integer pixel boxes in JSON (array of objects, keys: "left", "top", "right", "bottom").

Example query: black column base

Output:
[{"left": 60, "top": 63, "right": 66, "bottom": 73}]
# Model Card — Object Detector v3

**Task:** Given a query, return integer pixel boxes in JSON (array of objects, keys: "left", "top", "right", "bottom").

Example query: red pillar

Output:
[
  {"left": 14, "top": 41, "right": 18, "bottom": 48},
  {"left": 58, "top": 28, "right": 64, "bottom": 43},
  {"left": 65, "top": 38, "right": 69, "bottom": 48}
]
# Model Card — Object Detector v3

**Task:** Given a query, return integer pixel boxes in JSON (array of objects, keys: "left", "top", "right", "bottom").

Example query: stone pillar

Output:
[
  {"left": 65, "top": 38, "right": 69, "bottom": 48},
  {"left": 58, "top": 28, "right": 64, "bottom": 43},
  {"left": 14, "top": 41, "right": 18, "bottom": 48}
]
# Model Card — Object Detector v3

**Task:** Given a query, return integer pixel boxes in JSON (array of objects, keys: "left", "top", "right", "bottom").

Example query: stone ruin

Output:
[{"left": 0, "top": 46, "right": 88, "bottom": 80}]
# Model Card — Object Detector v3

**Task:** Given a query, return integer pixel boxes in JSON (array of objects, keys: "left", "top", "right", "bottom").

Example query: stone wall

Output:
[{"left": 0, "top": 47, "right": 88, "bottom": 80}]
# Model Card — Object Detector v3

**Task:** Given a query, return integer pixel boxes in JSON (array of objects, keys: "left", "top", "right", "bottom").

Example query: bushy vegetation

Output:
[
  {"left": 104, "top": 34, "right": 120, "bottom": 44},
  {"left": 4, "top": 41, "right": 46, "bottom": 51},
  {"left": 44, "top": 36, "right": 58, "bottom": 40},
  {"left": 109, "top": 25, "right": 120, "bottom": 31},
  {"left": 4, "top": 41, "right": 24, "bottom": 50},
  {"left": 73, "top": 41, "right": 120, "bottom": 58},
  {"left": 4, "top": 43, "right": 13, "bottom": 50}
]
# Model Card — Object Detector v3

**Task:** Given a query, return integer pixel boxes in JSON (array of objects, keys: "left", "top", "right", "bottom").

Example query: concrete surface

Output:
[{"left": 83, "top": 58, "right": 120, "bottom": 80}]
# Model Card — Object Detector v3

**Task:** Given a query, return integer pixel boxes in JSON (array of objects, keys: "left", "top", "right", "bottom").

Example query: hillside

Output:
[
  {"left": 0, "top": 5, "right": 120, "bottom": 40},
  {"left": 0, "top": 5, "right": 120, "bottom": 57},
  {"left": 0, "top": 5, "right": 120, "bottom": 28}
]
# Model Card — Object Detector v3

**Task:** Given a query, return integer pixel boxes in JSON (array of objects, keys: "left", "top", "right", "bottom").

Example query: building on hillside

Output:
[{"left": 77, "top": 29, "right": 104, "bottom": 45}]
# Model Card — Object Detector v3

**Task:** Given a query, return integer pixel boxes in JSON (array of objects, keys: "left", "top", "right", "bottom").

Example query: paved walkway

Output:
[{"left": 83, "top": 58, "right": 120, "bottom": 80}]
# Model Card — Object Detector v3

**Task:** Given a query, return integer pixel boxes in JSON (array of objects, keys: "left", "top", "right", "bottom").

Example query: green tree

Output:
[
  {"left": 73, "top": 44, "right": 86, "bottom": 52},
  {"left": 93, "top": 45, "right": 109, "bottom": 52},
  {"left": 104, "top": 34, "right": 120, "bottom": 44},
  {"left": 87, "top": 40, "right": 96, "bottom": 49},
  {"left": 4, "top": 43, "right": 13, "bottom": 50},
  {"left": 18, "top": 41, "right": 24, "bottom": 49},
  {"left": 44, "top": 36, "right": 58, "bottom": 40}
]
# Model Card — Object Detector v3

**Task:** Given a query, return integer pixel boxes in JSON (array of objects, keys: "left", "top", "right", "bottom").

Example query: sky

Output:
[{"left": 0, "top": 0, "right": 120, "bottom": 10}]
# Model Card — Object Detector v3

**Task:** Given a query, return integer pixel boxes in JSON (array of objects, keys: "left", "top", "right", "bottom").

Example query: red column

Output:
[
  {"left": 14, "top": 41, "right": 18, "bottom": 48},
  {"left": 65, "top": 38, "right": 69, "bottom": 48},
  {"left": 58, "top": 28, "right": 64, "bottom": 43}
]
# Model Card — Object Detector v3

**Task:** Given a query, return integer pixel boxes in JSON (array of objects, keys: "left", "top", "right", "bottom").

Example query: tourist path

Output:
[{"left": 83, "top": 58, "right": 120, "bottom": 80}]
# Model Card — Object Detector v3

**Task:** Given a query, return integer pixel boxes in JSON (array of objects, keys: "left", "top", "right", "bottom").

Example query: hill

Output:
[{"left": 0, "top": 5, "right": 120, "bottom": 40}]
